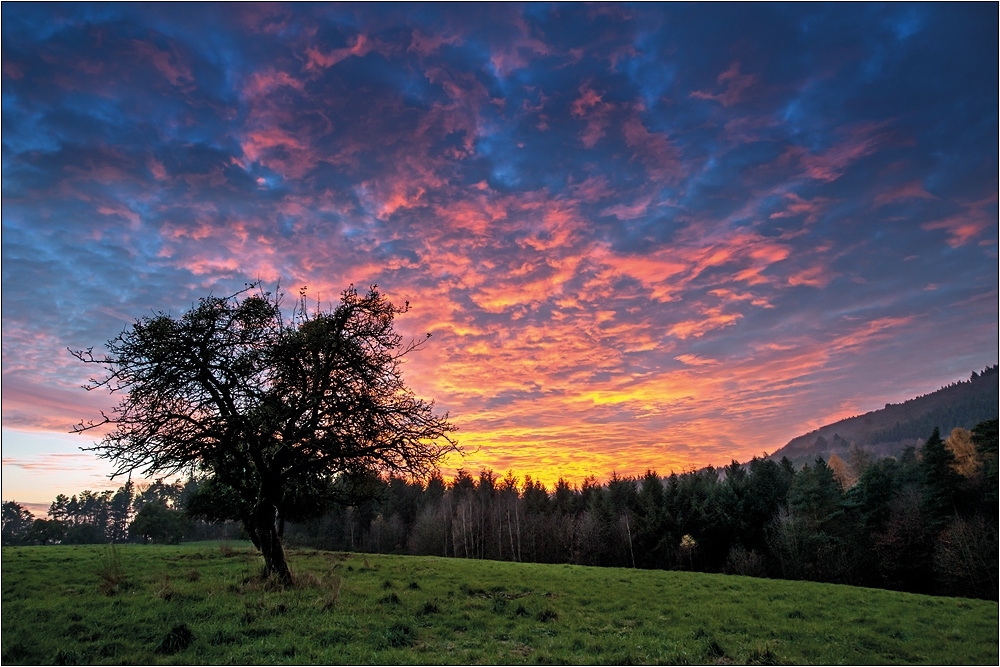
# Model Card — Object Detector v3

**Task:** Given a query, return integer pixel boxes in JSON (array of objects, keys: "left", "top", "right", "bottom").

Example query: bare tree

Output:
[{"left": 73, "top": 283, "right": 457, "bottom": 580}]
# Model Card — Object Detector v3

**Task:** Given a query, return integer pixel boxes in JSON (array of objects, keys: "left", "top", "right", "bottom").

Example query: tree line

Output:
[
  {"left": 1, "top": 478, "right": 239, "bottom": 547},
  {"left": 865, "top": 365, "right": 998, "bottom": 446},
  {"left": 6, "top": 419, "right": 995, "bottom": 600},
  {"left": 281, "top": 421, "right": 997, "bottom": 600}
]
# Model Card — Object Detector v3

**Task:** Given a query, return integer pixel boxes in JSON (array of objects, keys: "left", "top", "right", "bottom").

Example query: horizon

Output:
[
  {"left": 2, "top": 4, "right": 997, "bottom": 507},
  {"left": 5, "top": 364, "right": 995, "bottom": 517}
]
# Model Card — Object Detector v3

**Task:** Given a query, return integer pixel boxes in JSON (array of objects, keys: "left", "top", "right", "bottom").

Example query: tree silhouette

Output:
[
  {"left": 73, "top": 283, "right": 456, "bottom": 579},
  {"left": 1, "top": 501, "right": 35, "bottom": 545}
]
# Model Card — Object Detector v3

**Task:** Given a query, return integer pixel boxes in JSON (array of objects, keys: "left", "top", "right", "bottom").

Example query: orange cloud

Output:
[{"left": 788, "top": 264, "right": 835, "bottom": 288}]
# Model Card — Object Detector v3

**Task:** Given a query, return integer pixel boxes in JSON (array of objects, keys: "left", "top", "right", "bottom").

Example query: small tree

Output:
[{"left": 74, "top": 283, "right": 457, "bottom": 580}]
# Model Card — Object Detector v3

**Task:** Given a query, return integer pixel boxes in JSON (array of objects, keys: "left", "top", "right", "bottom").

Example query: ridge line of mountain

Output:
[{"left": 769, "top": 365, "right": 998, "bottom": 466}]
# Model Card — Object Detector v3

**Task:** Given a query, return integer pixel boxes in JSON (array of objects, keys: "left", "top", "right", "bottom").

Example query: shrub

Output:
[
  {"left": 536, "top": 609, "right": 558, "bottom": 622},
  {"left": 53, "top": 648, "right": 80, "bottom": 665},
  {"left": 155, "top": 624, "right": 194, "bottom": 654},
  {"left": 96, "top": 544, "right": 127, "bottom": 595},
  {"left": 381, "top": 623, "right": 416, "bottom": 648},
  {"left": 705, "top": 638, "right": 726, "bottom": 659},
  {"left": 319, "top": 575, "right": 343, "bottom": 611},
  {"left": 725, "top": 545, "right": 768, "bottom": 578},
  {"left": 491, "top": 595, "right": 509, "bottom": 615}
]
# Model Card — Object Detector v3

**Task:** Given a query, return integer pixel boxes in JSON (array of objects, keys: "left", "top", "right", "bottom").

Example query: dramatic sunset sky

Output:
[{"left": 2, "top": 4, "right": 997, "bottom": 509}]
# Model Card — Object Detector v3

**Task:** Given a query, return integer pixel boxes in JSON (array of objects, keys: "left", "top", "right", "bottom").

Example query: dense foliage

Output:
[
  {"left": 278, "top": 421, "right": 998, "bottom": 600},
  {"left": 7, "top": 420, "right": 994, "bottom": 600}
]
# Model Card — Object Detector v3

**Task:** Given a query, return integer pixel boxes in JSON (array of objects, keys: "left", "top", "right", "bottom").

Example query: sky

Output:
[{"left": 2, "top": 3, "right": 997, "bottom": 509}]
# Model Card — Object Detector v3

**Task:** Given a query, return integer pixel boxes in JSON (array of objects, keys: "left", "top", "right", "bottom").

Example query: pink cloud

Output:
[
  {"left": 236, "top": 4, "right": 293, "bottom": 34},
  {"left": 921, "top": 196, "right": 997, "bottom": 247},
  {"left": 243, "top": 69, "right": 305, "bottom": 99},
  {"left": 1, "top": 374, "right": 116, "bottom": 433},
  {"left": 304, "top": 34, "right": 373, "bottom": 72},
  {"left": 600, "top": 197, "right": 652, "bottom": 220},
  {"left": 408, "top": 29, "right": 462, "bottom": 57},
  {"left": 788, "top": 264, "right": 835, "bottom": 288},
  {"left": 129, "top": 39, "right": 194, "bottom": 89},
  {"left": 569, "top": 175, "right": 614, "bottom": 203},
  {"left": 769, "top": 192, "right": 831, "bottom": 225},
  {"left": 622, "top": 115, "right": 682, "bottom": 182},
  {"left": 675, "top": 354, "right": 720, "bottom": 367},
  {"left": 722, "top": 114, "right": 780, "bottom": 143},
  {"left": 488, "top": 17, "right": 551, "bottom": 77},
  {"left": 873, "top": 179, "right": 935, "bottom": 206},
  {"left": 690, "top": 61, "right": 757, "bottom": 107},
  {"left": 781, "top": 122, "right": 887, "bottom": 182},
  {"left": 570, "top": 84, "right": 613, "bottom": 148}
]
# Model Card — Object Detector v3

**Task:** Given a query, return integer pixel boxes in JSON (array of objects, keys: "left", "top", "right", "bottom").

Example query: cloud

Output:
[
  {"left": 621, "top": 114, "right": 682, "bottom": 182},
  {"left": 921, "top": 197, "right": 997, "bottom": 248},
  {"left": 488, "top": 16, "right": 551, "bottom": 77},
  {"left": 690, "top": 61, "right": 757, "bottom": 107},
  {"left": 1, "top": 4, "right": 996, "bottom": 496},
  {"left": 570, "top": 83, "right": 614, "bottom": 148},
  {"left": 675, "top": 354, "right": 720, "bottom": 367},
  {"left": 780, "top": 122, "right": 888, "bottom": 182},
  {"left": 304, "top": 33, "right": 373, "bottom": 72},
  {"left": 873, "top": 179, "right": 935, "bottom": 207}
]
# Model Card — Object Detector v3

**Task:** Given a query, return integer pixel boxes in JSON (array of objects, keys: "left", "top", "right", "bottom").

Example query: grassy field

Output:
[{"left": 2, "top": 543, "right": 997, "bottom": 665}]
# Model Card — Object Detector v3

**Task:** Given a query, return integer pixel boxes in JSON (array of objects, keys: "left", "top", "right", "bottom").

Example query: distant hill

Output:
[{"left": 772, "top": 365, "right": 999, "bottom": 465}]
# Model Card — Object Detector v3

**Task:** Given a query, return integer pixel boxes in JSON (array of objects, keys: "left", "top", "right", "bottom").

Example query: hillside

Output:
[
  {"left": 2, "top": 543, "right": 997, "bottom": 665},
  {"left": 772, "top": 366, "right": 998, "bottom": 465}
]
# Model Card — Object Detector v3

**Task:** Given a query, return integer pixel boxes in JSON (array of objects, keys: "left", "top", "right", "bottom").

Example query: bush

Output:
[
  {"left": 725, "top": 545, "right": 767, "bottom": 578},
  {"left": 155, "top": 624, "right": 194, "bottom": 654},
  {"left": 96, "top": 544, "right": 127, "bottom": 595},
  {"left": 536, "top": 608, "right": 558, "bottom": 622},
  {"left": 381, "top": 623, "right": 416, "bottom": 648}
]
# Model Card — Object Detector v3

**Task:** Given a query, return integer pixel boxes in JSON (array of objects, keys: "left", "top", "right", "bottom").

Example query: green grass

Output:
[{"left": 2, "top": 543, "right": 997, "bottom": 664}]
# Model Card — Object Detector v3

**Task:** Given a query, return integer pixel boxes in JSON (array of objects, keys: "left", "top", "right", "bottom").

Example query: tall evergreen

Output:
[{"left": 920, "top": 427, "right": 961, "bottom": 526}]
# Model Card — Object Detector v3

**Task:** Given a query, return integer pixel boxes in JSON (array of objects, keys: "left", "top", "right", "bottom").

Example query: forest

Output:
[{"left": 3, "top": 420, "right": 997, "bottom": 601}]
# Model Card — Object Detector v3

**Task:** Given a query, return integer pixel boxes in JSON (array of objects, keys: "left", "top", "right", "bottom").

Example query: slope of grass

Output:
[{"left": 2, "top": 543, "right": 997, "bottom": 665}]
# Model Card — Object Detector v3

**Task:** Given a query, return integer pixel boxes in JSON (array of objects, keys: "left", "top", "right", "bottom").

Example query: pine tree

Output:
[{"left": 920, "top": 427, "right": 961, "bottom": 526}]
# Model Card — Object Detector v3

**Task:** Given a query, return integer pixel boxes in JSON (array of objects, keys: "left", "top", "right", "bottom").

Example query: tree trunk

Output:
[{"left": 247, "top": 505, "right": 291, "bottom": 582}]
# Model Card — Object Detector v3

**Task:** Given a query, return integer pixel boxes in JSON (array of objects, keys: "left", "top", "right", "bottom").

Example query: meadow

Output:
[{"left": 2, "top": 543, "right": 997, "bottom": 665}]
